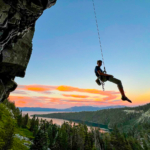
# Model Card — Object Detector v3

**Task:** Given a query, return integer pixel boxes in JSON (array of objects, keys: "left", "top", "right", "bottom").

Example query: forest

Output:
[
  {"left": 0, "top": 99, "right": 150, "bottom": 150},
  {"left": 34, "top": 103, "right": 150, "bottom": 131}
]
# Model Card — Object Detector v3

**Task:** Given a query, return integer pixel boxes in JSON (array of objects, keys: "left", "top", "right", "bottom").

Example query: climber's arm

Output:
[{"left": 97, "top": 70, "right": 113, "bottom": 77}]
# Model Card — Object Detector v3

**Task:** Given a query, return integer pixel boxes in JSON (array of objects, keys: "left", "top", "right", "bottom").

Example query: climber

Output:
[{"left": 95, "top": 60, "right": 132, "bottom": 103}]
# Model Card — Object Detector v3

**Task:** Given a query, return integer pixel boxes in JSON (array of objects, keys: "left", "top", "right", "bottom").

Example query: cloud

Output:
[
  {"left": 103, "top": 95, "right": 118, "bottom": 101},
  {"left": 110, "top": 100, "right": 121, "bottom": 102},
  {"left": 62, "top": 94, "right": 89, "bottom": 98},
  {"left": 58, "top": 86, "right": 121, "bottom": 101},
  {"left": 17, "top": 84, "right": 119, "bottom": 96},
  {"left": 9, "top": 94, "right": 123, "bottom": 108},
  {"left": 10, "top": 84, "right": 123, "bottom": 108},
  {"left": 57, "top": 85, "right": 119, "bottom": 95},
  {"left": 11, "top": 90, "right": 27, "bottom": 95},
  {"left": 41, "top": 91, "right": 53, "bottom": 94},
  {"left": 18, "top": 100, "right": 27, "bottom": 104},
  {"left": 60, "top": 99, "right": 95, "bottom": 103},
  {"left": 17, "top": 85, "right": 56, "bottom": 92},
  {"left": 9, "top": 95, "right": 55, "bottom": 107}
]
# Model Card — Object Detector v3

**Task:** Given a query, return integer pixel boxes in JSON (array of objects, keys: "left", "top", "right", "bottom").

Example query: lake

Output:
[{"left": 22, "top": 111, "right": 111, "bottom": 132}]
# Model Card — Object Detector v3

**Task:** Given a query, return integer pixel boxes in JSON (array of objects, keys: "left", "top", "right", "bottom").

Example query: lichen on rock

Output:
[{"left": 0, "top": 0, "right": 57, "bottom": 102}]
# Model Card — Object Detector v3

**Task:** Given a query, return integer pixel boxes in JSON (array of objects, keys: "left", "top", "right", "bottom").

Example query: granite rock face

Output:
[{"left": 0, "top": 0, "right": 57, "bottom": 102}]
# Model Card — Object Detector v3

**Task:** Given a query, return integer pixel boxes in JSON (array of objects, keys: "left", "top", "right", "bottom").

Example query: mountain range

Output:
[{"left": 18, "top": 105, "right": 126, "bottom": 112}]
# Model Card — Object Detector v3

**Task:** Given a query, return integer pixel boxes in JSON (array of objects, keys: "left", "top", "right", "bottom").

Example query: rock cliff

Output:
[{"left": 0, "top": 0, "right": 57, "bottom": 102}]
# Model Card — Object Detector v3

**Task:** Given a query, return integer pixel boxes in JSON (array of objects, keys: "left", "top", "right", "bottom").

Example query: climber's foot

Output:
[{"left": 121, "top": 96, "right": 132, "bottom": 103}]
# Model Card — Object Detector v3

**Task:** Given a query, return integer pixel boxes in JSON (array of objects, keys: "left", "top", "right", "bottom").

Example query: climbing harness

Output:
[
  {"left": 99, "top": 78, "right": 105, "bottom": 91},
  {"left": 92, "top": 0, "right": 106, "bottom": 91}
]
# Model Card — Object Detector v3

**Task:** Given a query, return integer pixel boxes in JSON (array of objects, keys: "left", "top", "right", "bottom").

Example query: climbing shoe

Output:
[
  {"left": 95, "top": 79, "right": 101, "bottom": 86},
  {"left": 121, "top": 96, "right": 132, "bottom": 103}
]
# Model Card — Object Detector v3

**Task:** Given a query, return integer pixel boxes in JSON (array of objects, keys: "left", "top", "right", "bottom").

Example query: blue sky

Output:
[{"left": 13, "top": 0, "right": 150, "bottom": 108}]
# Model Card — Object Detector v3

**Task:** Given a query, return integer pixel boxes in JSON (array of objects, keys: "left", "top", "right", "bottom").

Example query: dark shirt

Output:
[
  {"left": 94, "top": 66, "right": 110, "bottom": 80},
  {"left": 94, "top": 66, "right": 103, "bottom": 77}
]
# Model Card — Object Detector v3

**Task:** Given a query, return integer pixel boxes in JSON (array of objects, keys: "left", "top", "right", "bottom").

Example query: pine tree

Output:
[
  {"left": 143, "top": 139, "right": 149, "bottom": 150},
  {"left": 30, "top": 115, "right": 36, "bottom": 131},
  {"left": 23, "top": 113, "right": 29, "bottom": 128},
  {"left": 17, "top": 113, "right": 22, "bottom": 127},
  {"left": 2, "top": 118, "right": 15, "bottom": 150},
  {"left": 30, "top": 128, "right": 49, "bottom": 150}
]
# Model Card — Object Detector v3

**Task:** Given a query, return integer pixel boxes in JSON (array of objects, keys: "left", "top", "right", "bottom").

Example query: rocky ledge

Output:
[{"left": 0, "top": 0, "right": 57, "bottom": 102}]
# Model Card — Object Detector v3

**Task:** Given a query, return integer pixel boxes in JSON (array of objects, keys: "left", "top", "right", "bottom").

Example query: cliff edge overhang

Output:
[{"left": 0, "top": 0, "right": 57, "bottom": 102}]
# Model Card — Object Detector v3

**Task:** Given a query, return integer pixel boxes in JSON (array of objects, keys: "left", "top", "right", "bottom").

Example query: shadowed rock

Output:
[{"left": 0, "top": 0, "right": 57, "bottom": 102}]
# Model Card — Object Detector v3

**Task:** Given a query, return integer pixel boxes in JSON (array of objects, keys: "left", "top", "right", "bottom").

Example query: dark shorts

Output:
[
  {"left": 97, "top": 76, "right": 123, "bottom": 88},
  {"left": 97, "top": 75, "right": 110, "bottom": 81}
]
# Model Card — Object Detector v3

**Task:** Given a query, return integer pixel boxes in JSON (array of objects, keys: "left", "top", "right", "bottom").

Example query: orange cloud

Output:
[
  {"left": 9, "top": 94, "right": 123, "bottom": 108},
  {"left": 11, "top": 84, "right": 123, "bottom": 107},
  {"left": 57, "top": 86, "right": 102, "bottom": 94},
  {"left": 9, "top": 95, "right": 54, "bottom": 107},
  {"left": 58, "top": 85, "right": 120, "bottom": 101},
  {"left": 103, "top": 95, "right": 118, "bottom": 101},
  {"left": 9, "top": 96, "right": 28, "bottom": 101},
  {"left": 57, "top": 85, "right": 119, "bottom": 96},
  {"left": 18, "top": 100, "right": 27, "bottom": 104},
  {"left": 17, "top": 84, "right": 119, "bottom": 97},
  {"left": 25, "top": 86, "right": 49, "bottom": 92},
  {"left": 62, "top": 94, "right": 89, "bottom": 98},
  {"left": 17, "top": 85, "right": 56, "bottom": 92}
]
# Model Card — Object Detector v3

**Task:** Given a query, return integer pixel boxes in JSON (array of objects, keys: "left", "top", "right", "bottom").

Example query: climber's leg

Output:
[
  {"left": 108, "top": 77, "right": 124, "bottom": 95},
  {"left": 108, "top": 77, "right": 132, "bottom": 103},
  {"left": 95, "top": 77, "right": 101, "bottom": 85}
]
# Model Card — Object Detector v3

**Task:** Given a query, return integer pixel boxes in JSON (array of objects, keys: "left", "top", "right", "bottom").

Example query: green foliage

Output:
[
  {"left": 14, "top": 127, "right": 34, "bottom": 139},
  {"left": 22, "top": 113, "right": 29, "bottom": 128},
  {"left": 30, "top": 118, "right": 149, "bottom": 150},
  {"left": 34, "top": 102, "right": 150, "bottom": 149},
  {"left": 0, "top": 102, "right": 16, "bottom": 150},
  {"left": 17, "top": 113, "right": 23, "bottom": 127},
  {"left": 30, "top": 128, "right": 49, "bottom": 150},
  {"left": 34, "top": 103, "right": 150, "bottom": 129},
  {"left": 30, "top": 115, "right": 36, "bottom": 131},
  {"left": 3, "top": 99, "right": 21, "bottom": 120},
  {"left": 1, "top": 98, "right": 150, "bottom": 150},
  {"left": 0, "top": 99, "right": 34, "bottom": 149},
  {"left": 12, "top": 137, "right": 29, "bottom": 150}
]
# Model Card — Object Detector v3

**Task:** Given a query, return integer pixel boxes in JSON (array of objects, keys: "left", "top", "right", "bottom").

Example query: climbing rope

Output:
[
  {"left": 92, "top": 0, "right": 106, "bottom": 72},
  {"left": 99, "top": 79, "right": 105, "bottom": 91},
  {"left": 92, "top": 0, "right": 106, "bottom": 91}
]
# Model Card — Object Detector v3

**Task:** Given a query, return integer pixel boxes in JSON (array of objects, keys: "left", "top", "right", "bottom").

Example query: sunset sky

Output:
[{"left": 10, "top": 0, "right": 150, "bottom": 108}]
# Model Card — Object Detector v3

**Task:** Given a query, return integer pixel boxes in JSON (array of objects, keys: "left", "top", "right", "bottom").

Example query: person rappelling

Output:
[
  {"left": 95, "top": 60, "right": 132, "bottom": 103},
  {"left": 92, "top": 0, "right": 132, "bottom": 103}
]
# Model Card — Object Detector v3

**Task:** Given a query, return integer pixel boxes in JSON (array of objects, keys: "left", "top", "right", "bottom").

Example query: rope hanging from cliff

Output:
[
  {"left": 92, "top": 0, "right": 106, "bottom": 73},
  {"left": 92, "top": 0, "right": 107, "bottom": 91}
]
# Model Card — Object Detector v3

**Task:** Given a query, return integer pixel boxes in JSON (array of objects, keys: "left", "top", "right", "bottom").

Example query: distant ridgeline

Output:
[
  {"left": 19, "top": 105, "right": 126, "bottom": 112},
  {"left": 34, "top": 103, "right": 150, "bottom": 131}
]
